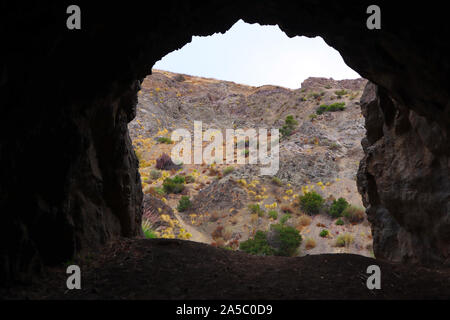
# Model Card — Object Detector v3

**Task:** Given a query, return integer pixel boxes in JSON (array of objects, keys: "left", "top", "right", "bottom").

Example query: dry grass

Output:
[
  {"left": 212, "top": 226, "right": 223, "bottom": 240},
  {"left": 304, "top": 238, "right": 316, "bottom": 250},
  {"left": 222, "top": 226, "right": 233, "bottom": 241},
  {"left": 335, "top": 233, "right": 354, "bottom": 247},
  {"left": 298, "top": 214, "right": 312, "bottom": 227},
  {"left": 229, "top": 216, "right": 238, "bottom": 225},
  {"left": 343, "top": 205, "right": 365, "bottom": 223},
  {"left": 280, "top": 205, "right": 295, "bottom": 214}
]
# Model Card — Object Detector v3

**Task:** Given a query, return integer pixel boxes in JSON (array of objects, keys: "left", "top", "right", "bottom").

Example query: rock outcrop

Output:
[{"left": 358, "top": 83, "right": 449, "bottom": 265}]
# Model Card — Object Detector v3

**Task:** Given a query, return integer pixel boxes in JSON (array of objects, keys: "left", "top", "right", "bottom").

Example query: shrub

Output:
[
  {"left": 308, "top": 113, "right": 317, "bottom": 120},
  {"left": 309, "top": 92, "right": 320, "bottom": 99},
  {"left": 299, "top": 191, "right": 324, "bottom": 215},
  {"left": 343, "top": 205, "right": 365, "bottom": 223},
  {"left": 222, "top": 226, "right": 233, "bottom": 241},
  {"left": 329, "top": 197, "right": 350, "bottom": 218},
  {"left": 157, "top": 137, "right": 173, "bottom": 144},
  {"left": 239, "top": 231, "right": 275, "bottom": 256},
  {"left": 327, "top": 102, "right": 346, "bottom": 111},
  {"left": 163, "top": 177, "right": 185, "bottom": 194},
  {"left": 329, "top": 142, "right": 340, "bottom": 150},
  {"left": 268, "top": 210, "right": 278, "bottom": 220},
  {"left": 271, "top": 177, "right": 283, "bottom": 186},
  {"left": 212, "top": 225, "right": 224, "bottom": 239},
  {"left": 150, "top": 169, "right": 162, "bottom": 180},
  {"left": 304, "top": 238, "right": 316, "bottom": 250},
  {"left": 280, "top": 213, "right": 291, "bottom": 224},
  {"left": 335, "top": 233, "right": 354, "bottom": 247},
  {"left": 319, "top": 229, "right": 329, "bottom": 238},
  {"left": 156, "top": 153, "right": 176, "bottom": 170},
  {"left": 143, "top": 229, "right": 158, "bottom": 239},
  {"left": 248, "top": 203, "right": 265, "bottom": 217},
  {"left": 177, "top": 196, "right": 192, "bottom": 212},
  {"left": 334, "top": 89, "right": 347, "bottom": 97},
  {"left": 208, "top": 166, "right": 220, "bottom": 176},
  {"left": 222, "top": 166, "right": 234, "bottom": 175},
  {"left": 316, "top": 102, "right": 346, "bottom": 115},
  {"left": 174, "top": 74, "right": 185, "bottom": 82},
  {"left": 298, "top": 214, "right": 312, "bottom": 226},
  {"left": 280, "top": 115, "right": 299, "bottom": 138},
  {"left": 281, "top": 205, "right": 294, "bottom": 214},
  {"left": 185, "top": 175, "right": 195, "bottom": 184},
  {"left": 268, "top": 223, "right": 302, "bottom": 256},
  {"left": 336, "top": 218, "right": 345, "bottom": 226},
  {"left": 142, "top": 220, "right": 157, "bottom": 239},
  {"left": 171, "top": 175, "right": 186, "bottom": 184}
]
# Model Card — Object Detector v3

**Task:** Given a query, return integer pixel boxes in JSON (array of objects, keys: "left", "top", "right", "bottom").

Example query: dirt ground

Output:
[{"left": 3, "top": 238, "right": 449, "bottom": 300}]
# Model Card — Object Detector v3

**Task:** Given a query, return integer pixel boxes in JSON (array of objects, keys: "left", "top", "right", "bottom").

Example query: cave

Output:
[{"left": 1, "top": 1, "right": 449, "bottom": 295}]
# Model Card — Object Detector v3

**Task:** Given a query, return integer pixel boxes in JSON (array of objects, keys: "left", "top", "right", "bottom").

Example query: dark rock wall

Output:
[
  {"left": 1, "top": 1, "right": 449, "bottom": 284},
  {"left": 358, "top": 83, "right": 449, "bottom": 265}
]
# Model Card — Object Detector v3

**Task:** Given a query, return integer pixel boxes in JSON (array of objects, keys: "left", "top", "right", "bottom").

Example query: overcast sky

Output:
[{"left": 153, "top": 20, "right": 360, "bottom": 89}]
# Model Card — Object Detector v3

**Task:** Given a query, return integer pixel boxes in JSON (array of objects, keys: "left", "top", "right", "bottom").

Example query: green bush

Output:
[
  {"left": 336, "top": 218, "right": 345, "bottom": 226},
  {"left": 280, "top": 214, "right": 291, "bottom": 224},
  {"left": 157, "top": 137, "right": 173, "bottom": 144},
  {"left": 248, "top": 203, "right": 265, "bottom": 217},
  {"left": 171, "top": 175, "right": 185, "bottom": 184},
  {"left": 269, "top": 223, "right": 302, "bottom": 256},
  {"left": 271, "top": 176, "right": 283, "bottom": 186},
  {"left": 299, "top": 191, "right": 324, "bottom": 215},
  {"left": 280, "top": 115, "right": 298, "bottom": 138},
  {"left": 185, "top": 175, "right": 195, "bottom": 183},
  {"left": 163, "top": 177, "right": 185, "bottom": 194},
  {"left": 329, "top": 197, "right": 350, "bottom": 218},
  {"left": 150, "top": 169, "right": 162, "bottom": 180},
  {"left": 316, "top": 102, "right": 346, "bottom": 115},
  {"left": 143, "top": 229, "right": 158, "bottom": 239},
  {"left": 319, "top": 229, "right": 329, "bottom": 237},
  {"left": 154, "top": 187, "right": 165, "bottom": 196},
  {"left": 334, "top": 89, "right": 347, "bottom": 97},
  {"left": 239, "top": 231, "right": 275, "bottom": 256},
  {"left": 223, "top": 166, "right": 234, "bottom": 175},
  {"left": 308, "top": 113, "right": 318, "bottom": 120},
  {"left": 268, "top": 210, "right": 278, "bottom": 220},
  {"left": 240, "top": 224, "right": 302, "bottom": 257},
  {"left": 177, "top": 196, "right": 192, "bottom": 212}
]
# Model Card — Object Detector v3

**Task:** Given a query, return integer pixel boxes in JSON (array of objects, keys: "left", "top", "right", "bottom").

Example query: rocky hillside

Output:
[{"left": 129, "top": 70, "right": 371, "bottom": 257}]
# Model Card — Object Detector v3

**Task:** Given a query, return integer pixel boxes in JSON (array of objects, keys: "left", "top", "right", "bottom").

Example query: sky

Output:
[{"left": 153, "top": 20, "right": 361, "bottom": 89}]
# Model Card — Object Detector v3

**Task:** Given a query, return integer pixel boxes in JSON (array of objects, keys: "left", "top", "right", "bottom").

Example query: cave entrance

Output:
[{"left": 131, "top": 20, "right": 373, "bottom": 258}]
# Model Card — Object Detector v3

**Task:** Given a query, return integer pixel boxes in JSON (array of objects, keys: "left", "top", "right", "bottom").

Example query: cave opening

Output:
[
  {"left": 131, "top": 20, "right": 373, "bottom": 259},
  {"left": 1, "top": 3, "right": 449, "bottom": 296}
]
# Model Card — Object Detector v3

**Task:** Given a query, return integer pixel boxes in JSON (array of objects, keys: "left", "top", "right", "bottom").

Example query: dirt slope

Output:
[{"left": 4, "top": 239, "right": 449, "bottom": 300}]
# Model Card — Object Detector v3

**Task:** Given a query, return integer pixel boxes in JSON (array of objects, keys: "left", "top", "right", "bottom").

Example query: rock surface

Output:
[{"left": 358, "top": 83, "right": 450, "bottom": 265}]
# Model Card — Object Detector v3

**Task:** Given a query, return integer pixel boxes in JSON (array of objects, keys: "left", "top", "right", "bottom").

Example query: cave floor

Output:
[{"left": 3, "top": 238, "right": 450, "bottom": 300}]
